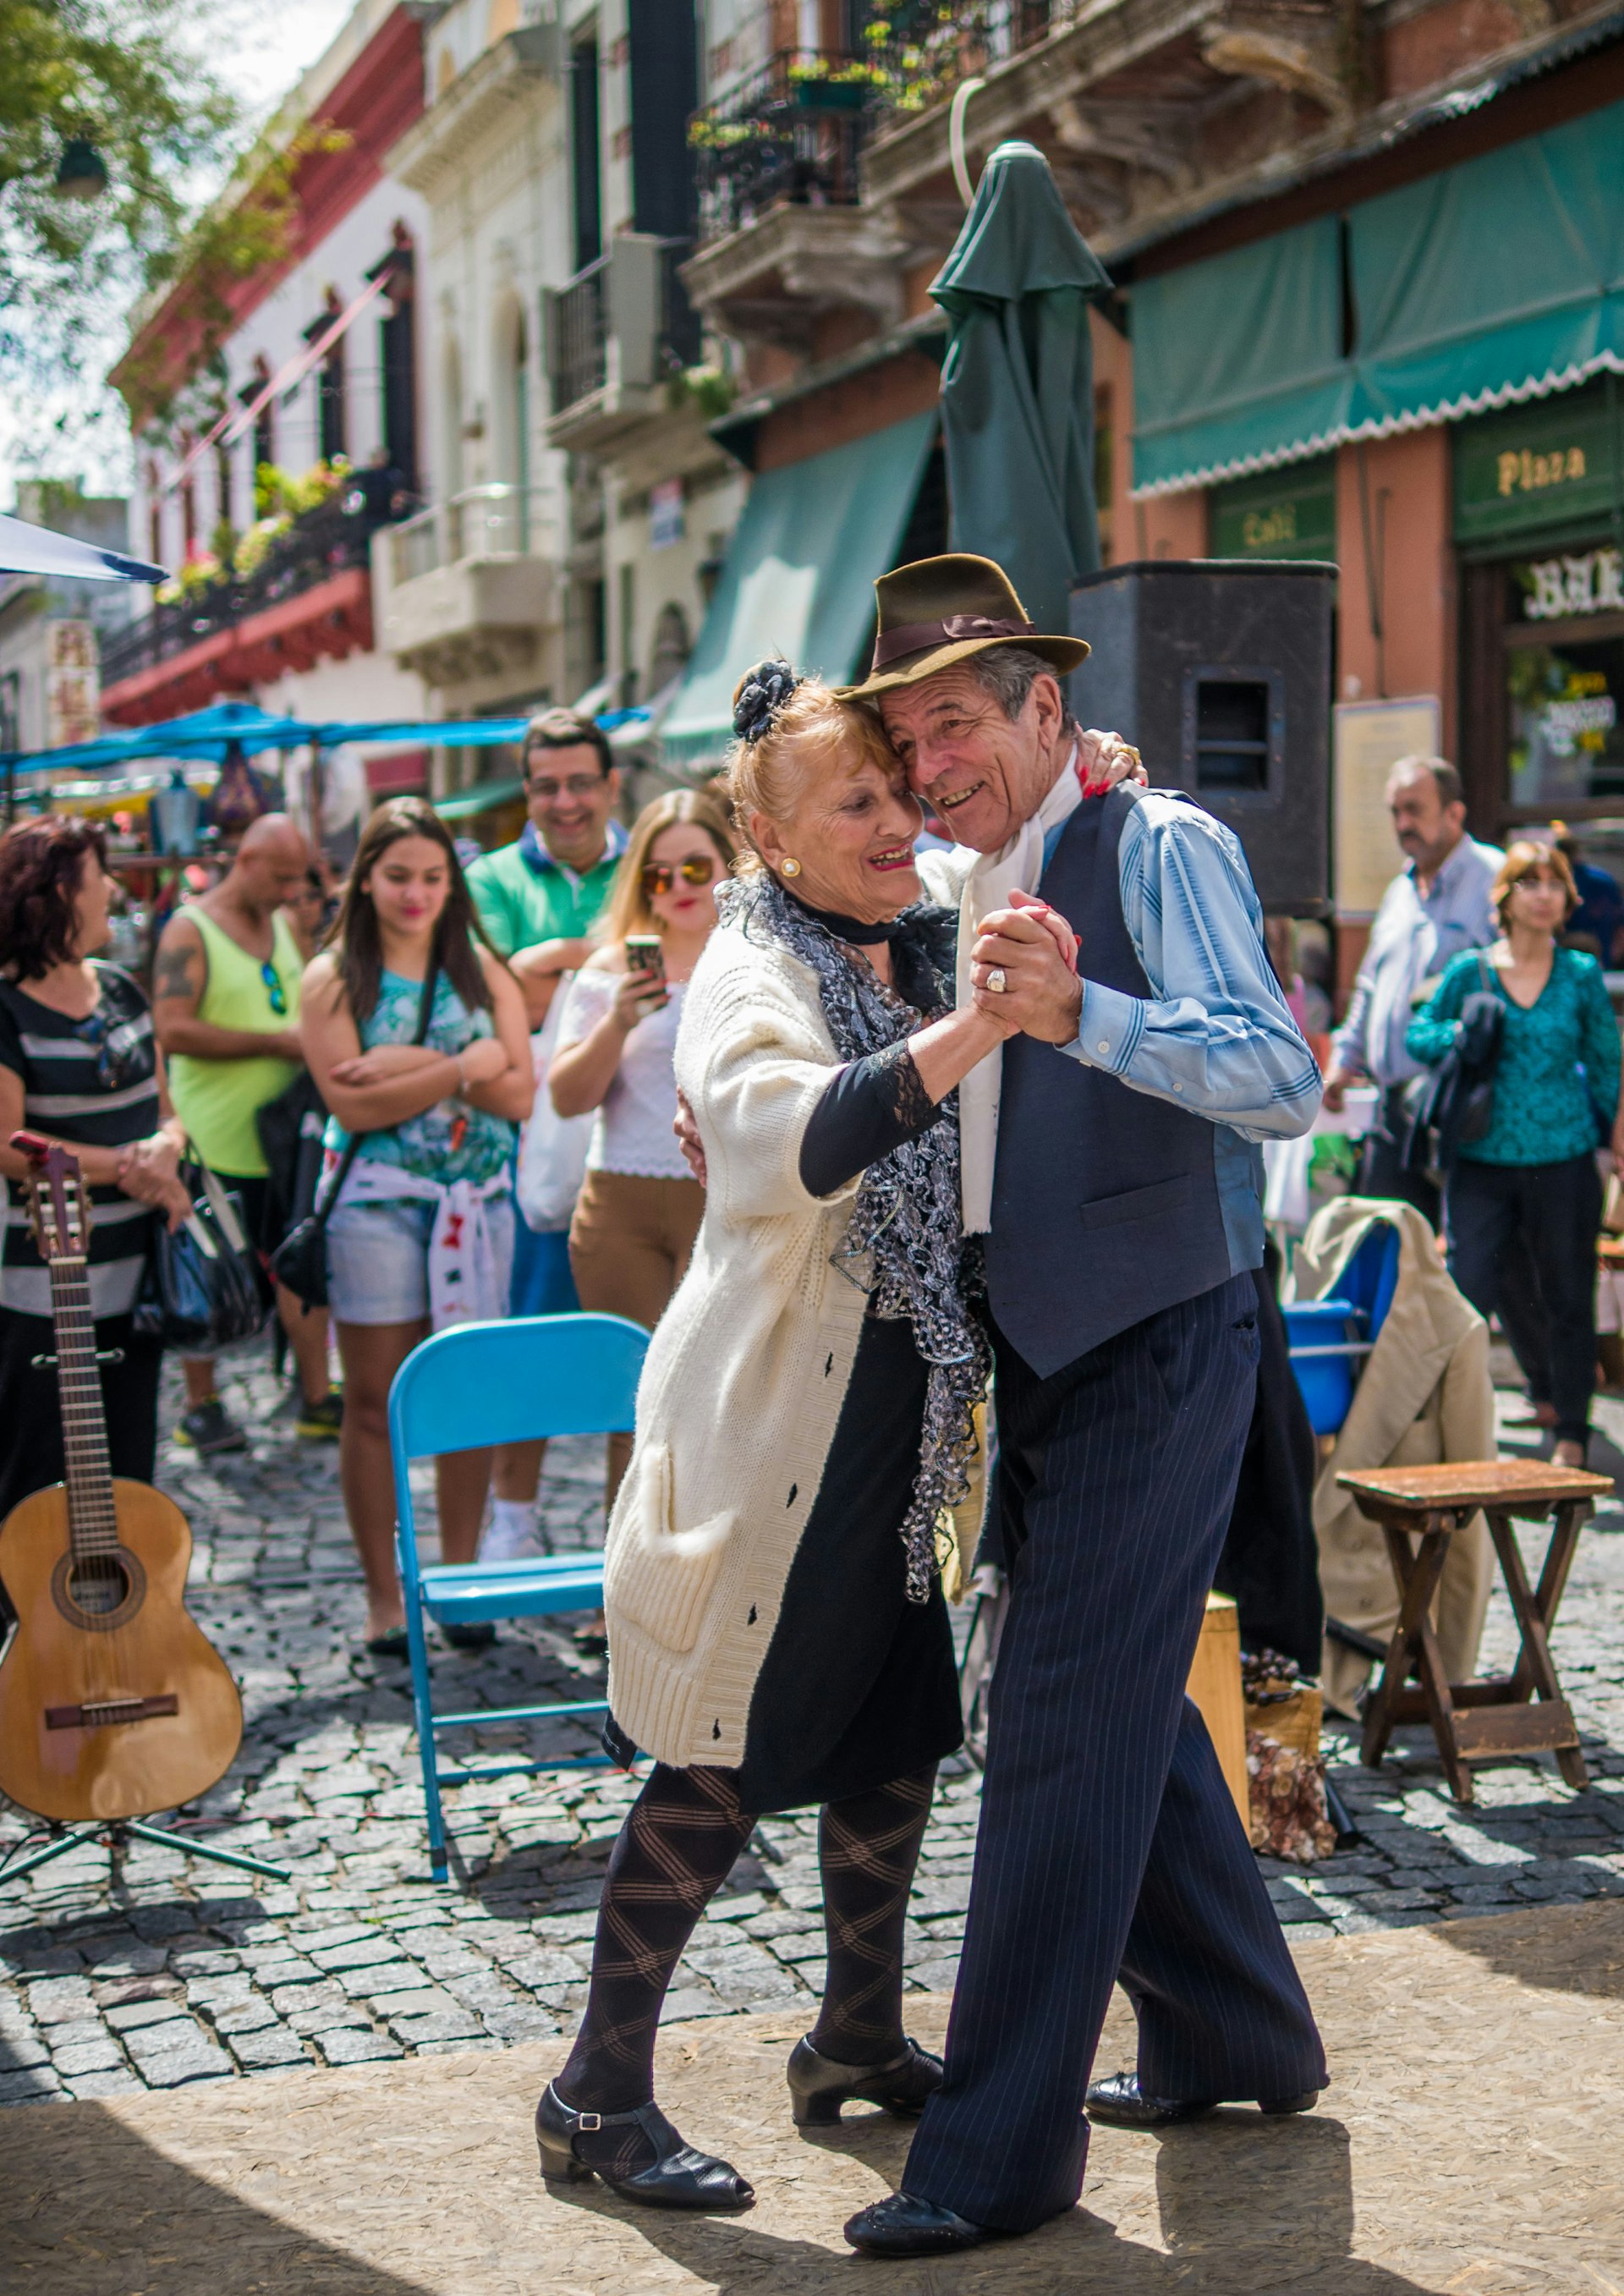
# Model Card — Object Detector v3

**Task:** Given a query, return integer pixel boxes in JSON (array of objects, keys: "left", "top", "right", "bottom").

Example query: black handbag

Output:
[
  {"left": 270, "top": 962, "right": 440, "bottom": 1314},
  {"left": 133, "top": 1162, "right": 269, "bottom": 1351},
  {"left": 1401, "top": 954, "right": 1503, "bottom": 1178}
]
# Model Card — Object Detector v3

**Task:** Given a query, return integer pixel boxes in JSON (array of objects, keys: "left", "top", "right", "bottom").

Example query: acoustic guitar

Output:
[{"left": 0, "top": 1133, "right": 242, "bottom": 1823}]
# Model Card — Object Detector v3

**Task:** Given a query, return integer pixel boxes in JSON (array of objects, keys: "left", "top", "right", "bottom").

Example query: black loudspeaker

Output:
[{"left": 1067, "top": 559, "right": 1334, "bottom": 915}]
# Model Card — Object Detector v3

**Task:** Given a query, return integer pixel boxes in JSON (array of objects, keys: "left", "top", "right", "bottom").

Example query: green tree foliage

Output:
[{"left": 0, "top": 0, "right": 245, "bottom": 383}]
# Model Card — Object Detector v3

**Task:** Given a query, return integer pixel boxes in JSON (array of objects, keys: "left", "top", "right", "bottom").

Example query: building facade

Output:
[{"left": 110, "top": 0, "right": 433, "bottom": 770}]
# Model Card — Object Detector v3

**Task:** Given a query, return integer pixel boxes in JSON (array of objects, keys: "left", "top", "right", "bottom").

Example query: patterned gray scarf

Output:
[{"left": 717, "top": 871, "right": 989, "bottom": 1602}]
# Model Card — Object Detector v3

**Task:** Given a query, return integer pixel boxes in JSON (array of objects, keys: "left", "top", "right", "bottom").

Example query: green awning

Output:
[
  {"left": 1130, "top": 94, "right": 1624, "bottom": 497},
  {"left": 434, "top": 774, "right": 524, "bottom": 820},
  {"left": 661, "top": 409, "right": 938, "bottom": 770},
  {"left": 1347, "top": 98, "right": 1624, "bottom": 436},
  {"left": 1131, "top": 217, "right": 1353, "bottom": 496}
]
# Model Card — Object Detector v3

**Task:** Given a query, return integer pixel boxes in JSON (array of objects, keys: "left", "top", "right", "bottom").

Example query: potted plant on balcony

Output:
[{"left": 786, "top": 54, "right": 883, "bottom": 111}]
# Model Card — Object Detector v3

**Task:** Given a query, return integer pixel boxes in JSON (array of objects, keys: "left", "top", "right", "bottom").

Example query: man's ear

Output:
[{"left": 1030, "top": 673, "right": 1065, "bottom": 745}]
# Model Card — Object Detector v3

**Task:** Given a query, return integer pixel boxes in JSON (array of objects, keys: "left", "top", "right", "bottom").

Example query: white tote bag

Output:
[{"left": 514, "top": 979, "right": 593, "bottom": 1233}]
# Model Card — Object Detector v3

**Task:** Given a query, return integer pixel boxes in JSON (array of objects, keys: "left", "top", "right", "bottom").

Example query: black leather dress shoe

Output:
[
  {"left": 535, "top": 2083, "right": 754, "bottom": 2211},
  {"left": 1086, "top": 2070, "right": 1321, "bottom": 2128},
  {"left": 842, "top": 2193, "right": 1000, "bottom": 2256},
  {"left": 786, "top": 2035, "right": 943, "bottom": 2126}
]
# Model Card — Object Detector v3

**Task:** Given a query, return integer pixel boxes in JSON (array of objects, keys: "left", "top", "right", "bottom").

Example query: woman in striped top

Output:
[{"left": 0, "top": 816, "right": 191, "bottom": 1524}]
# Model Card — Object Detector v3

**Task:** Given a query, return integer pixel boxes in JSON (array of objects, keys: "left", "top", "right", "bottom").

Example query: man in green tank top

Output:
[{"left": 153, "top": 814, "right": 341, "bottom": 1453}]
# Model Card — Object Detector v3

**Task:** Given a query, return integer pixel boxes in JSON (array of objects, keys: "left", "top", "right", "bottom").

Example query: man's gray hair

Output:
[
  {"left": 964, "top": 645, "right": 1077, "bottom": 729},
  {"left": 1387, "top": 754, "right": 1463, "bottom": 810}
]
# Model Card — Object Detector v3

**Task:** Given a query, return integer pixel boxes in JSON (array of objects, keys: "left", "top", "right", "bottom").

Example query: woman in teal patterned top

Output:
[
  {"left": 1408, "top": 842, "right": 1622, "bottom": 1464},
  {"left": 303, "top": 800, "right": 534, "bottom": 1652}
]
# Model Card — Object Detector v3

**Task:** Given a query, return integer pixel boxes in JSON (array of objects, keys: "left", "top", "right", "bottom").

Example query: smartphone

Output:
[{"left": 625, "top": 934, "right": 666, "bottom": 995}]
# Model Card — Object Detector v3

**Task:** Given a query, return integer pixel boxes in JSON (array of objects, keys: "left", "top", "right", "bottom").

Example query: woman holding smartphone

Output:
[{"left": 550, "top": 787, "right": 738, "bottom": 1503}]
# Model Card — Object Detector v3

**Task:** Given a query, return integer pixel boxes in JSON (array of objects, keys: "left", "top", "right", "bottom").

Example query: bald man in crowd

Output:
[{"left": 153, "top": 814, "right": 341, "bottom": 1454}]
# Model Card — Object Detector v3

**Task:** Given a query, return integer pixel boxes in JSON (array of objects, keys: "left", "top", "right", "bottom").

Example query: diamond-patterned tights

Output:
[{"left": 555, "top": 1760, "right": 936, "bottom": 2175}]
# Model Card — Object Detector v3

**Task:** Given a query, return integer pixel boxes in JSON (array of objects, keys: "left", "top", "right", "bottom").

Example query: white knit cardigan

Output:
[{"left": 601, "top": 903, "right": 873, "bottom": 1768}]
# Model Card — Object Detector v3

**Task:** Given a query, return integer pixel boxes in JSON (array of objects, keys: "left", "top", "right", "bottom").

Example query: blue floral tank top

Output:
[{"left": 324, "top": 967, "right": 516, "bottom": 1184}]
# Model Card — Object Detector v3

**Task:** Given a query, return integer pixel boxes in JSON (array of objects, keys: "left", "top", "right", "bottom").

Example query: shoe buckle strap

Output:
[{"left": 578, "top": 2112, "right": 601, "bottom": 2131}]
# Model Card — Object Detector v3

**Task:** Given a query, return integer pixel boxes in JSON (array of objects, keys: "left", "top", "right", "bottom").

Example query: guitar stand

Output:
[{"left": 0, "top": 1818, "right": 289, "bottom": 1891}]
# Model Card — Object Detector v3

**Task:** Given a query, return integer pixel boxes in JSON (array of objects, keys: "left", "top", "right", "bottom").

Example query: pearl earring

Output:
[{"left": 780, "top": 858, "right": 802, "bottom": 878}]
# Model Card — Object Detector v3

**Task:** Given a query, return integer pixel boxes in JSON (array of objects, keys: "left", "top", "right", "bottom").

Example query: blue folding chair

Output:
[
  {"left": 1285, "top": 1221, "right": 1402, "bottom": 1436},
  {"left": 387, "top": 1311, "right": 649, "bottom": 1880}
]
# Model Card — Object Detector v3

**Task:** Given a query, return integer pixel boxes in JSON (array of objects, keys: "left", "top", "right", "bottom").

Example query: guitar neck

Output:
[{"left": 47, "top": 1255, "right": 119, "bottom": 1559}]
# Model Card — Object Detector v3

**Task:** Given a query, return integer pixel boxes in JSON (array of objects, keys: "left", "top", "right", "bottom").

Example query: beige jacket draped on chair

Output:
[{"left": 1294, "top": 1199, "right": 1497, "bottom": 1716}]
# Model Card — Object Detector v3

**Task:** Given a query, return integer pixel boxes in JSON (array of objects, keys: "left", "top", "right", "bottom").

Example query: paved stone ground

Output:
[{"left": 3, "top": 1343, "right": 1624, "bottom": 2108}]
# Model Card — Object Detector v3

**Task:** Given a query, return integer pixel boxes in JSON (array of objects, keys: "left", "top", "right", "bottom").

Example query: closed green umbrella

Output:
[{"left": 931, "top": 140, "right": 1112, "bottom": 629}]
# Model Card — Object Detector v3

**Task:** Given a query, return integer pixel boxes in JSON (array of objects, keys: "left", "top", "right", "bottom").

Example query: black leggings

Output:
[
  {"left": 554, "top": 1760, "right": 935, "bottom": 2172},
  {"left": 1444, "top": 1153, "right": 1602, "bottom": 1445}
]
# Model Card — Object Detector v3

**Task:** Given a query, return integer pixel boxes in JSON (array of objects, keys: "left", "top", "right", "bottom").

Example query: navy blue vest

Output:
[{"left": 984, "top": 787, "right": 1234, "bottom": 1376}]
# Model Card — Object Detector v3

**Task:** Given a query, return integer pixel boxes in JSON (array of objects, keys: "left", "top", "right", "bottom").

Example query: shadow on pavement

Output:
[
  {"left": 0, "top": 2100, "right": 435, "bottom": 2296},
  {"left": 1429, "top": 1892, "right": 1624, "bottom": 1997}
]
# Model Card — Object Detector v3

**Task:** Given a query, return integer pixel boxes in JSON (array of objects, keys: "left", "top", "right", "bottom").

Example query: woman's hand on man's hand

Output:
[{"left": 970, "top": 893, "right": 1085, "bottom": 1046}]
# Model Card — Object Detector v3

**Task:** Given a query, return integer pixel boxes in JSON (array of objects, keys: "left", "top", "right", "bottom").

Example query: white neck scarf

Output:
[{"left": 956, "top": 741, "right": 1084, "bottom": 1233}]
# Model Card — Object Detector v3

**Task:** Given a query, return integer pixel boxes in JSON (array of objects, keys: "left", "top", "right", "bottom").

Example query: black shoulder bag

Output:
[{"left": 271, "top": 961, "right": 441, "bottom": 1313}]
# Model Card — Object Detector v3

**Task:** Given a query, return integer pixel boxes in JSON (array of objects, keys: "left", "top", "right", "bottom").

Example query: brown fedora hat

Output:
[{"left": 839, "top": 552, "right": 1088, "bottom": 700}]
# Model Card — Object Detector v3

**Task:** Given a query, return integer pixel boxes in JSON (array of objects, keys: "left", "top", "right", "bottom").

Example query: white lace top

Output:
[{"left": 552, "top": 963, "right": 690, "bottom": 1180}]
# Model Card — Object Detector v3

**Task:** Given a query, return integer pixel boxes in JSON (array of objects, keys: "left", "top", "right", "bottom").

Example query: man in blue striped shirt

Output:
[{"left": 843, "top": 555, "right": 1325, "bottom": 2260}]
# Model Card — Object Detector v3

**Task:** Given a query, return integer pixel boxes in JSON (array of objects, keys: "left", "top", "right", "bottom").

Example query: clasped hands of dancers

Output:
[{"left": 535, "top": 556, "right": 1328, "bottom": 2257}]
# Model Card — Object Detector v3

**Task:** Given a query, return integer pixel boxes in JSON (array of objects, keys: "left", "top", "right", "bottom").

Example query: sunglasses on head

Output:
[
  {"left": 640, "top": 855, "right": 718, "bottom": 898},
  {"left": 261, "top": 960, "right": 288, "bottom": 1017}
]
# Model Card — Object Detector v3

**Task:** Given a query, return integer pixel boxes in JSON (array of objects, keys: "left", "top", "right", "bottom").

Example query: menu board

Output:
[{"left": 1332, "top": 695, "right": 1441, "bottom": 919}]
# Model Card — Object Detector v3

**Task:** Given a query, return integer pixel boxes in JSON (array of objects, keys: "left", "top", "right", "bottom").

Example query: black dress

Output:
[{"left": 606, "top": 904, "right": 968, "bottom": 1816}]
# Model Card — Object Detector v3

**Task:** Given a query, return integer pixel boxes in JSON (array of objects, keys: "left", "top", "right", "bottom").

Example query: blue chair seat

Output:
[
  {"left": 387, "top": 1310, "right": 649, "bottom": 1879},
  {"left": 419, "top": 1557, "right": 607, "bottom": 1623}
]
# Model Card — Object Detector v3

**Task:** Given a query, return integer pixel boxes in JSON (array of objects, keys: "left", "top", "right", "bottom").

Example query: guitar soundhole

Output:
[{"left": 51, "top": 1547, "right": 145, "bottom": 1632}]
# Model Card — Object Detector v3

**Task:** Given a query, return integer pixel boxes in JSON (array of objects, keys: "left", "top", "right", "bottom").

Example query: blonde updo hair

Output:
[{"left": 726, "top": 669, "right": 898, "bottom": 876}]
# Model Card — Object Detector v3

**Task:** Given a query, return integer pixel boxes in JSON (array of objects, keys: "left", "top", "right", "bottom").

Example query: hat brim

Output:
[{"left": 837, "top": 629, "right": 1089, "bottom": 702}]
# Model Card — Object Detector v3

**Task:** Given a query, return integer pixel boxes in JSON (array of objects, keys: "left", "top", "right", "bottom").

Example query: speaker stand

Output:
[{"left": 0, "top": 1818, "right": 289, "bottom": 1890}]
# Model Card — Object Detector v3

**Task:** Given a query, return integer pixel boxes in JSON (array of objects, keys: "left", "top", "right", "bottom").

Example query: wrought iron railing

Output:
[
  {"left": 550, "top": 255, "right": 609, "bottom": 415},
  {"left": 99, "top": 488, "right": 407, "bottom": 689},
  {"left": 690, "top": 11, "right": 1083, "bottom": 243},
  {"left": 388, "top": 485, "right": 540, "bottom": 586},
  {"left": 547, "top": 241, "right": 705, "bottom": 417}
]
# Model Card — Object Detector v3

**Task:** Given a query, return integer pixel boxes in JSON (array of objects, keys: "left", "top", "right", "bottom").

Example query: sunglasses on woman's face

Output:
[
  {"left": 640, "top": 855, "right": 718, "bottom": 898},
  {"left": 261, "top": 960, "right": 288, "bottom": 1017}
]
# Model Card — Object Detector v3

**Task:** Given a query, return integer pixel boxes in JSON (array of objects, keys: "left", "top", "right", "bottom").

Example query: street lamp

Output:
[{"left": 54, "top": 139, "right": 108, "bottom": 201}]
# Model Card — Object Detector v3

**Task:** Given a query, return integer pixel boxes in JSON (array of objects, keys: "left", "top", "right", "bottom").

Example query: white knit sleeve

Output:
[{"left": 678, "top": 951, "right": 859, "bottom": 1223}]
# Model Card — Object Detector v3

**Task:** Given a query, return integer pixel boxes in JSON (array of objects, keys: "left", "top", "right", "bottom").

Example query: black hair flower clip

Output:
[{"left": 732, "top": 657, "right": 800, "bottom": 746}]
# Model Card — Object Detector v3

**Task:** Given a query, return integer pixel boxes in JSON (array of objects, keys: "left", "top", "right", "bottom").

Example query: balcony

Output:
[
  {"left": 377, "top": 484, "right": 557, "bottom": 693},
  {"left": 545, "top": 238, "right": 705, "bottom": 462},
  {"left": 99, "top": 488, "right": 402, "bottom": 724}
]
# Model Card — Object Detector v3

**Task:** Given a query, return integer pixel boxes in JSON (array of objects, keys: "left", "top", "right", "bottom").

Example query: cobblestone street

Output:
[{"left": 5, "top": 1348, "right": 1624, "bottom": 2109}]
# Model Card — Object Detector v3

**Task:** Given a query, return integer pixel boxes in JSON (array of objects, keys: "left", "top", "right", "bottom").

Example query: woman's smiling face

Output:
[{"left": 752, "top": 745, "right": 924, "bottom": 925}]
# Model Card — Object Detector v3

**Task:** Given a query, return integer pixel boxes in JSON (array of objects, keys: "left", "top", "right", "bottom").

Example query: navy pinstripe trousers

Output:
[{"left": 903, "top": 1273, "right": 1327, "bottom": 2233}]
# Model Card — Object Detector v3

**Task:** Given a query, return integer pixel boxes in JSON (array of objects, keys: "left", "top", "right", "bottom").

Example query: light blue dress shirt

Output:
[
  {"left": 1050, "top": 792, "right": 1322, "bottom": 1276},
  {"left": 1330, "top": 835, "right": 1501, "bottom": 1090}
]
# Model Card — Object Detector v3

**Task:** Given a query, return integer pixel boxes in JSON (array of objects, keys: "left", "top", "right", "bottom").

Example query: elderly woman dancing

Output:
[{"left": 532, "top": 664, "right": 1023, "bottom": 2209}]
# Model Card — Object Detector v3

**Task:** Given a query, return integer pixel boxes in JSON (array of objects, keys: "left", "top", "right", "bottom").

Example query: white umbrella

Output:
[{"left": 0, "top": 510, "right": 165, "bottom": 584}]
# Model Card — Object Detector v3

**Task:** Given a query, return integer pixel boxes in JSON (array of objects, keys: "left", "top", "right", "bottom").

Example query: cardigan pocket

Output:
[{"left": 605, "top": 1440, "right": 735, "bottom": 1656}]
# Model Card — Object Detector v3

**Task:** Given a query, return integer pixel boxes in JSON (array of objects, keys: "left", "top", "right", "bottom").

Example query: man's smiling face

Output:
[{"left": 879, "top": 662, "right": 1065, "bottom": 854}]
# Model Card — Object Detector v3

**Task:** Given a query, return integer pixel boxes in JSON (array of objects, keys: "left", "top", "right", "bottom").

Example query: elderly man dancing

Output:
[{"left": 842, "top": 556, "right": 1328, "bottom": 2258}]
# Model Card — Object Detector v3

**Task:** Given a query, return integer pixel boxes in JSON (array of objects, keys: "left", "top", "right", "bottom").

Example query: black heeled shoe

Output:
[
  {"left": 534, "top": 2082, "right": 754, "bottom": 2211},
  {"left": 786, "top": 2035, "right": 944, "bottom": 2127}
]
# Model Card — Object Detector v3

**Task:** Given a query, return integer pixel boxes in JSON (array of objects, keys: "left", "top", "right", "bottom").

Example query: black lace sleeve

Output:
[{"left": 798, "top": 1039, "right": 947, "bottom": 1198}]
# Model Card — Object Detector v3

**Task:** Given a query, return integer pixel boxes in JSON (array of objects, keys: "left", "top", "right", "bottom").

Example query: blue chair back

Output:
[
  {"left": 1283, "top": 1217, "right": 1402, "bottom": 1437},
  {"left": 1337, "top": 1222, "right": 1402, "bottom": 1341},
  {"left": 389, "top": 1311, "right": 648, "bottom": 1473}
]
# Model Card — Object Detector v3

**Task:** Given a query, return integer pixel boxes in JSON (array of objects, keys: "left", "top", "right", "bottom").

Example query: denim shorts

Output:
[{"left": 325, "top": 1194, "right": 516, "bottom": 1327}]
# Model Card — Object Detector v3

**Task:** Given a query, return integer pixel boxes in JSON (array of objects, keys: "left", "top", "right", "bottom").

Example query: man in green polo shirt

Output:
[
  {"left": 468, "top": 708, "right": 627, "bottom": 1563},
  {"left": 467, "top": 708, "right": 626, "bottom": 1024}
]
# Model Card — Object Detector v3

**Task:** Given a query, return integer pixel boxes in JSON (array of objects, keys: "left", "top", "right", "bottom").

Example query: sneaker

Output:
[
  {"left": 479, "top": 1513, "right": 547, "bottom": 1563},
  {"left": 175, "top": 1399, "right": 247, "bottom": 1455},
  {"left": 296, "top": 1390, "right": 344, "bottom": 1442}
]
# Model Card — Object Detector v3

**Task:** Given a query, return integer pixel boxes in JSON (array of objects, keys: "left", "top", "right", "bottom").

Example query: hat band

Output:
[{"left": 871, "top": 613, "right": 1037, "bottom": 670}]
